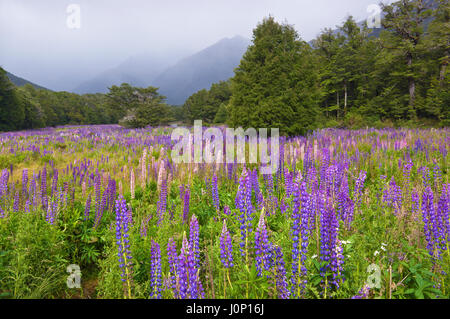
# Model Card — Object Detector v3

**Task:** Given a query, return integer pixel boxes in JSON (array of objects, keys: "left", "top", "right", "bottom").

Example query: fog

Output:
[{"left": 0, "top": 0, "right": 395, "bottom": 91}]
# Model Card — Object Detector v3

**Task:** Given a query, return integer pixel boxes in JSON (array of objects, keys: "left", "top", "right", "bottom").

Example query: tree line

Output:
[
  {"left": 184, "top": 0, "right": 449, "bottom": 135},
  {"left": 1, "top": 0, "right": 448, "bottom": 135}
]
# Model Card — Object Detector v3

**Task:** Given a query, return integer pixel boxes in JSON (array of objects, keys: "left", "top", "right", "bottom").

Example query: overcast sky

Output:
[{"left": 0, "top": 0, "right": 395, "bottom": 91}]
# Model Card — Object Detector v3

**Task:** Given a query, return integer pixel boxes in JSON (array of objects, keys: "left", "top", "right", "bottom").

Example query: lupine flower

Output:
[
  {"left": 273, "top": 246, "right": 290, "bottom": 299},
  {"left": 235, "top": 169, "right": 253, "bottom": 259},
  {"left": 24, "top": 200, "right": 30, "bottom": 213},
  {"left": 189, "top": 215, "right": 200, "bottom": 269},
  {"left": 177, "top": 234, "right": 204, "bottom": 299},
  {"left": 255, "top": 209, "right": 270, "bottom": 277},
  {"left": 41, "top": 166, "right": 47, "bottom": 209},
  {"left": 46, "top": 198, "right": 57, "bottom": 225},
  {"left": 84, "top": 194, "right": 91, "bottom": 220},
  {"left": 183, "top": 186, "right": 190, "bottom": 223},
  {"left": 291, "top": 179, "right": 310, "bottom": 297},
  {"left": 223, "top": 205, "right": 230, "bottom": 216},
  {"left": 150, "top": 240, "right": 162, "bottom": 299},
  {"left": 22, "top": 169, "right": 28, "bottom": 197},
  {"left": 115, "top": 196, "right": 133, "bottom": 297},
  {"left": 354, "top": 170, "right": 366, "bottom": 208},
  {"left": 383, "top": 177, "right": 402, "bottom": 214},
  {"left": 319, "top": 198, "right": 342, "bottom": 291},
  {"left": 157, "top": 178, "right": 168, "bottom": 225},
  {"left": 421, "top": 187, "right": 439, "bottom": 258},
  {"left": 13, "top": 191, "right": 19, "bottom": 212},
  {"left": 211, "top": 173, "right": 220, "bottom": 211},
  {"left": 351, "top": 285, "right": 370, "bottom": 299},
  {"left": 220, "top": 219, "right": 233, "bottom": 268}
]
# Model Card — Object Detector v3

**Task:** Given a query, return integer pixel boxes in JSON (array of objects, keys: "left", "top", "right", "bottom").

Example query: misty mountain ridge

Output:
[
  {"left": 5, "top": 70, "right": 48, "bottom": 91},
  {"left": 74, "top": 35, "right": 251, "bottom": 105}
]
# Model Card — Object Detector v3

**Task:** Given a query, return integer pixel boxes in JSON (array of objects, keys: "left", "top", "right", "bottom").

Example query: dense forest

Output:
[{"left": 0, "top": 0, "right": 448, "bottom": 134}]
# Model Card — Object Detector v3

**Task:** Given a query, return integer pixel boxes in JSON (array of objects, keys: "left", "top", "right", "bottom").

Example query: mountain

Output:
[
  {"left": 73, "top": 35, "right": 251, "bottom": 104},
  {"left": 152, "top": 36, "right": 251, "bottom": 105},
  {"left": 5, "top": 70, "right": 48, "bottom": 90},
  {"left": 73, "top": 52, "right": 183, "bottom": 94}
]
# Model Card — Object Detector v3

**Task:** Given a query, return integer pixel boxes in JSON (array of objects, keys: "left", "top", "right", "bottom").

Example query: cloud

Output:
[{"left": 0, "top": 0, "right": 395, "bottom": 91}]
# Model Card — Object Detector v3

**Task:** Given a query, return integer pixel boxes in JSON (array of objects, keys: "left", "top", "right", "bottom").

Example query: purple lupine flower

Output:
[
  {"left": 273, "top": 246, "right": 290, "bottom": 299},
  {"left": 177, "top": 234, "right": 204, "bottom": 299},
  {"left": 284, "top": 169, "right": 294, "bottom": 198},
  {"left": 211, "top": 173, "right": 220, "bottom": 211},
  {"left": 108, "top": 179, "right": 117, "bottom": 211},
  {"left": 22, "top": 169, "right": 28, "bottom": 198},
  {"left": 84, "top": 194, "right": 91, "bottom": 220},
  {"left": 94, "top": 174, "right": 101, "bottom": 218},
  {"left": 420, "top": 166, "right": 431, "bottom": 188},
  {"left": 319, "top": 198, "right": 342, "bottom": 291},
  {"left": 41, "top": 166, "right": 47, "bottom": 210},
  {"left": 115, "top": 196, "right": 133, "bottom": 296},
  {"left": 189, "top": 215, "right": 200, "bottom": 269},
  {"left": 351, "top": 285, "right": 370, "bottom": 299},
  {"left": 29, "top": 175, "right": 36, "bottom": 208},
  {"left": 337, "top": 174, "right": 354, "bottom": 229},
  {"left": 150, "top": 240, "right": 162, "bottom": 299},
  {"left": 183, "top": 186, "right": 190, "bottom": 223},
  {"left": 220, "top": 219, "right": 233, "bottom": 268},
  {"left": 179, "top": 184, "right": 185, "bottom": 202},
  {"left": 13, "top": 191, "right": 19, "bottom": 212},
  {"left": 254, "top": 210, "right": 270, "bottom": 277},
  {"left": 402, "top": 160, "right": 413, "bottom": 189},
  {"left": 177, "top": 237, "right": 189, "bottom": 299},
  {"left": 436, "top": 193, "right": 449, "bottom": 252},
  {"left": 24, "top": 200, "right": 30, "bottom": 213},
  {"left": 383, "top": 177, "right": 402, "bottom": 214},
  {"left": 235, "top": 169, "right": 253, "bottom": 259},
  {"left": 223, "top": 205, "right": 231, "bottom": 216},
  {"left": 94, "top": 188, "right": 108, "bottom": 228},
  {"left": 280, "top": 199, "right": 287, "bottom": 215},
  {"left": 354, "top": 170, "right": 366, "bottom": 208},
  {"left": 433, "top": 163, "right": 442, "bottom": 192},
  {"left": 45, "top": 198, "right": 57, "bottom": 225},
  {"left": 290, "top": 177, "right": 302, "bottom": 297},
  {"left": 51, "top": 169, "right": 58, "bottom": 197},
  {"left": 421, "top": 186, "right": 440, "bottom": 258},
  {"left": 157, "top": 178, "right": 167, "bottom": 225},
  {"left": 291, "top": 178, "right": 310, "bottom": 297}
]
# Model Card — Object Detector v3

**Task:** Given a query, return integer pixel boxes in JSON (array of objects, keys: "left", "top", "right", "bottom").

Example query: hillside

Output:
[{"left": 5, "top": 70, "right": 48, "bottom": 90}]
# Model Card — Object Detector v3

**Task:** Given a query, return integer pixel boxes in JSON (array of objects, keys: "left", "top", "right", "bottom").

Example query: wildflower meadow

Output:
[{"left": 0, "top": 125, "right": 448, "bottom": 299}]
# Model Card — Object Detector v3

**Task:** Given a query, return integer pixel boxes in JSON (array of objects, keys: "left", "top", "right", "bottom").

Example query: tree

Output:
[
  {"left": 113, "top": 85, "right": 171, "bottom": 128},
  {"left": 182, "top": 80, "right": 232, "bottom": 124},
  {"left": 213, "top": 103, "right": 228, "bottom": 124},
  {"left": 228, "top": 16, "right": 322, "bottom": 136},
  {"left": 380, "top": 0, "right": 434, "bottom": 120},
  {"left": 17, "top": 85, "right": 45, "bottom": 129},
  {"left": 422, "top": 0, "right": 449, "bottom": 124},
  {"left": 0, "top": 67, "right": 24, "bottom": 131}
]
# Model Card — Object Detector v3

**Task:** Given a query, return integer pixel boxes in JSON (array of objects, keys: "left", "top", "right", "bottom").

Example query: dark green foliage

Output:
[
  {"left": 0, "top": 67, "right": 24, "bottom": 131},
  {"left": 182, "top": 80, "right": 232, "bottom": 124},
  {"left": 228, "top": 16, "right": 322, "bottom": 136},
  {"left": 112, "top": 85, "right": 172, "bottom": 128}
]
